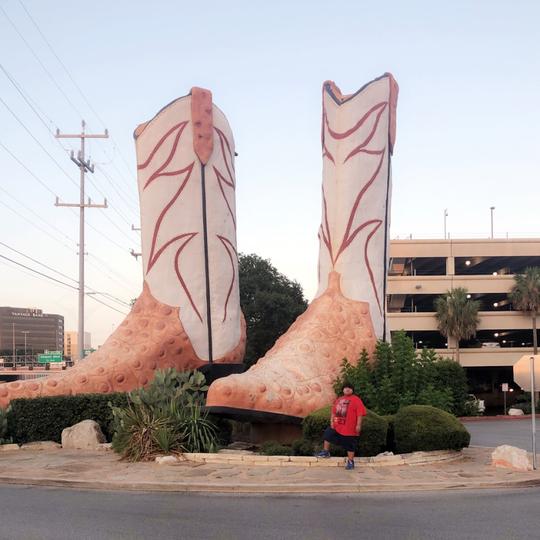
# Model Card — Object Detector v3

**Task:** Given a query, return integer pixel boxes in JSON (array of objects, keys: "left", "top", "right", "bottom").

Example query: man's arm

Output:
[{"left": 356, "top": 414, "right": 363, "bottom": 434}]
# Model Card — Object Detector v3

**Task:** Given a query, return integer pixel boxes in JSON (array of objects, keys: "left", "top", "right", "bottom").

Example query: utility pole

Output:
[
  {"left": 55, "top": 121, "right": 108, "bottom": 361},
  {"left": 490, "top": 206, "right": 495, "bottom": 239}
]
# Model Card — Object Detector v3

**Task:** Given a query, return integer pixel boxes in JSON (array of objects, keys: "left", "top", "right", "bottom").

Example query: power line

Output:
[
  {"left": 0, "top": 252, "right": 78, "bottom": 290},
  {"left": 17, "top": 0, "right": 138, "bottom": 186},
  {"left": 0, "top": 139, "right": 135, "bottom": 258},
  {"left": 0, "top": 198, "right": 74, "bottom": 251},
  {"left": 0, "top": 62, "right": 59, "bottom": 135},
  {"left": 0, "top": 139, "right": 59, "bottom": 197},
  {"left": 0, "top": 95, "right": 78, "bottom": 189},
  {"left": 0, "top": 184, "right": 76, "bottom": 247},
  {"left": 0, "top": 3, "right": 84, "bottom": 120},
  {"left": 0, "top": 245, "right": 131, "bottom": 311}
]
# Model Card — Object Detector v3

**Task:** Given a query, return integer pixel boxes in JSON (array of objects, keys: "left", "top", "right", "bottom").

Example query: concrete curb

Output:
[
  {"left": 181, "top": 449, "right": 463, "bottom": 468},
  {"left": 1, "top": 474, "right": 540, "bottom": 494}
]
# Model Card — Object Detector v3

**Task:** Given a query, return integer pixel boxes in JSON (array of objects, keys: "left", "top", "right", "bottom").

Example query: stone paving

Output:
[{"left": 1, "top": 446, "right": 540, "bottom": 493}]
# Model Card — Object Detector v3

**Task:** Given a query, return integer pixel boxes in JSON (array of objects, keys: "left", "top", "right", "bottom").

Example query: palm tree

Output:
[
  {"left": 435, "top": 288, "right": 480, "bottom": 363},
  {"left": 510, "top": 267, "right": 540, "bottom": 354}
]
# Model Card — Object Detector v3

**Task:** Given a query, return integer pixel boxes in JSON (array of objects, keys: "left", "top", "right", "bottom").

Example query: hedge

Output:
[
  {"left": 302, "top": 405, "right": 388, "bottom": 457},
  {"left": 393, "top": 405, "right": 470, "bottom": 453},
  {"left": 6, "top": 393, "right": 128, "bottom": 444}
]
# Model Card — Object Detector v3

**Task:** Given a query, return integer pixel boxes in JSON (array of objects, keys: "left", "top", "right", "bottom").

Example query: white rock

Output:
[
  {"left": 61, "top": 420, "right": 106, "bottom": 450},
  {"left": 155, "top": 455, "right": 179, "bottom": 465},
  {"left": 508, "top": 408, "right": 525, "bottom": 416},
  {"left": 492, "top": 445, "right": 532, "bottom": 471}
]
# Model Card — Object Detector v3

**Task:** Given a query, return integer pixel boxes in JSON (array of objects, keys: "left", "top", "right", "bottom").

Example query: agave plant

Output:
[
  {"left": 110, "top": 369, "right": 216, "bottom": 461},
  {"left": 176, "top": 403, "right": 217, "bottom": 453}
]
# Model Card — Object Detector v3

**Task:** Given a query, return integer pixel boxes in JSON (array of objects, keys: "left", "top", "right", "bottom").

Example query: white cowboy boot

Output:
[
  {"left": 206, "top": 74, "right": 398, "bottom": 419},
  {"left": 0, "top": 87, "right": 245, "bottom": 408}
]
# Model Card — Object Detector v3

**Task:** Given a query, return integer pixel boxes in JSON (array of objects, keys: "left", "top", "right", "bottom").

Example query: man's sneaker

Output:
[
  {"left": 345, "top": 458, "right": 355, "bottom": 470},
  {"left": 315, "top": 450, "right": 331, "bottom": 458}
]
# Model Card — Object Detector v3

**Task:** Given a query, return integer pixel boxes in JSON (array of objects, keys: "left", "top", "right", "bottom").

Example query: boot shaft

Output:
[
  {"left": 134, "top": 88, "right": 241, "bottom": 361},
  {"left": 316, "top": 74, "right": 398, "bottom": 339}
]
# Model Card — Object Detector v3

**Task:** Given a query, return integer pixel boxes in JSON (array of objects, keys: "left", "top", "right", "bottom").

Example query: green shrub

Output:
[
  {"left": 302, "top": 405, "right": 332, "bottom": 441},
  {"left": 0, "top": 406, "right": 12, "bottom": 444},
  {"left": 333, "top": 332, "right": 470, "bottom": 416},
  {"left": 432, "top": 359, "right": 468, "bottom": 416},
  {"left": 382, "top": 415, "right": 395, "bottom": 452},
  {"left": 111, "top": 369, "right": 217, "bottom": 461},
  {"left": 393, "top": 405, "right": 470, "bottom": 453},
  {"left": 291, "top": 438, "right": 314, "bottom": 456},
  {"left": 7, "top": 392, "right": 128, "bottom": 444},
  {"left": 358, "top": 412, "right": 388, "bottom": 457},
  {"left": 111, "top": 400, "right": 183, "bottom": 461},
  {"left": 302, "top": 406, "right": 388, "bottom": 457},
  {"left": 260, "top": 440, "right": 291, "bottom": 456}
]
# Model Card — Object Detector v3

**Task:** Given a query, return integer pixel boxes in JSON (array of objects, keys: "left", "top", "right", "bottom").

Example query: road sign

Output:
[
  {"left": 513, "top": 355, "right": 540, "bottom": 391},
  {"left": 502, "top": 383, "right": 509, "bottom": 392},
  {"left": 37, "top": 351, "right": 63, "bottom": 364}
]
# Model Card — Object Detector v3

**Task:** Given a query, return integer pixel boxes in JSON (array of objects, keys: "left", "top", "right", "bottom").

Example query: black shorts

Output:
[{"left": 323, "top": 427, "right": 358, "bottom": 452}]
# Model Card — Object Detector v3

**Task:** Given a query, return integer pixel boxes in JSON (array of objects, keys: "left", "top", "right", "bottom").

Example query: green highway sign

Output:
[{"left": 37, "top": 351, "right": 63, "bottom": 364}]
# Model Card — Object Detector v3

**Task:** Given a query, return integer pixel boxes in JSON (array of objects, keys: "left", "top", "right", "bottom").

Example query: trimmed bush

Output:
[
  {"left": 291, "top": 438, "right": 314, "bottom": 456},
  {"left": 0, "top": 407, "right": 12, "bottom": 444},
  {"left": 302, "top": 405, "right": 332, "bottom": 441},
  {"left": 302, "top": 406, "right": 388, "bottom": 457},
  {"left": 260, "top": 440, "right": 291, "bottom": 456},
  {"left": 382, "top": 415, "right": 396, "bottom": 453},
  {"left": 7, "top": 393, "right": 128, "bottom": 444},
  {"left": 393, "top": 405, "right": 470, "bottom": 453}
]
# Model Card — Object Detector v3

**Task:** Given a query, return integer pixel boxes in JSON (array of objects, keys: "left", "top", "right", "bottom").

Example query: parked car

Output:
[{"left": 466, "top": 394, "right": 486, "bottom": 414}]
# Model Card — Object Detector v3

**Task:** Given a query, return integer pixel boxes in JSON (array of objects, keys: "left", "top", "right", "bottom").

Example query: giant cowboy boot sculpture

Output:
[
  {"left": 0, "top": 88, "right": 246, "bottom": 409},
  {"left": 207, "top": 74, "right": 398, "bottom": 420}
]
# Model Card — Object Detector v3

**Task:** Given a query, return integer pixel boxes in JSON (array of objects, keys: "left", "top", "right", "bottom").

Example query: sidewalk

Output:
[{"left": 0, "top": 446, "right": 539, "bottom": 493}]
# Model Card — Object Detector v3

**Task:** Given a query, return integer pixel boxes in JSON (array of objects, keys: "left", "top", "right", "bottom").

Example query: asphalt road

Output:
[
  {"left": 465, "top": 418, "right": 535, "bottom": 451},
  {"left": 0, "top": 485, "right": 539, "bottom": 540}
]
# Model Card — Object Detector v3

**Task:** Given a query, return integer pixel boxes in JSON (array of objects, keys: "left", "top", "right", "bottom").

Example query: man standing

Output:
[{"left": 316, "top": 381, "right": 367, "bottom": 470}]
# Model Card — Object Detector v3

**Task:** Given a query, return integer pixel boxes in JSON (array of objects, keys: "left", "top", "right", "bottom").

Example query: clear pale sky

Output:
[{"left": 1, "top": 0, "right": 539, "bottom": 345}]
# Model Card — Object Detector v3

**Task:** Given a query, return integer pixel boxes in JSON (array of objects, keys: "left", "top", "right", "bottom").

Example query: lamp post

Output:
[
  {"left": 444, "top": 209, "right": 448, "bottom": 239},
  {"left": 490, "top": 206, "right": 495, "bottom": 239},
  {"left": 12, "top": 323, "right": 15, "bottom": 363},
  {"left": 22, "top": 331, "right": 30, "bottom": 362}
]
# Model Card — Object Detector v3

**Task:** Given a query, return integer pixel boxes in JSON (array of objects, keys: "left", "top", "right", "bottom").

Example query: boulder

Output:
[
  {"left": 61, "top": 420, "right": 106, "bottom": 450},
  {"left": 491, "top": 445, "right": 532, "bottom": 471}
]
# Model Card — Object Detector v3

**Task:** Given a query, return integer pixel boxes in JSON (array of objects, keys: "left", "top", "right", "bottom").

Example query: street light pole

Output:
[
  {"left": 444, "top": 209, "right": 448, "bottom": 239},
  {"left": 490, "top": 206, "right": 495, "bottom": 239},
  {"left": 11, "top": 322, "right": 15, "bottom": 363},
  {"left": 22, "top": 331, "right": 29, "bottom": 361}
]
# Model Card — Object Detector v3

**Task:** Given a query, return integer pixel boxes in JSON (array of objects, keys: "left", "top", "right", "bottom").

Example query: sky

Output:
[{"left": 0, "top": 0, "right": 539, "bottom": 346}]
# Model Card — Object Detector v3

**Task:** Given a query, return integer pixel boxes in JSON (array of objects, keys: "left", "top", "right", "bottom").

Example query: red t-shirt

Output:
[{"left": 332, "top": 395, "right": 367, "bottom": 436}]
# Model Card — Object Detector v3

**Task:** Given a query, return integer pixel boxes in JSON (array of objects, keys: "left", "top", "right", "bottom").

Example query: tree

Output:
[
  {"left": 239, "top": 253, "right": 308, "bottom": 366},
  {"left": 434, "top": 288, "right": 480, "bottom": 364},
  {"left": 510, "top": 267, "right": 540, "bottom": 354}
]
